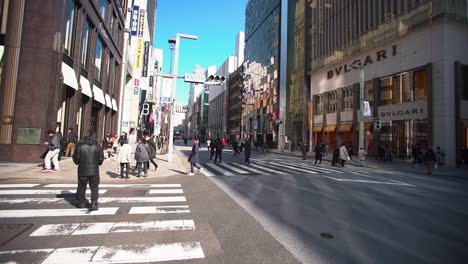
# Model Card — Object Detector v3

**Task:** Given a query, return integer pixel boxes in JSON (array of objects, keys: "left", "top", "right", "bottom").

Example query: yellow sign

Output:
[{"left": 136, "top": 38, "right": 143, "bottom": 69}]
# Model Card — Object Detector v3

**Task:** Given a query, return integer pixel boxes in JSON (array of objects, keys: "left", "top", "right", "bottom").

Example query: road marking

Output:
[
  {"left": 0, "top": 207, "right": 119, "bottom": 218},
  {"left": 148, "top": 189, "right": 184, "bottom": 194},
  {"left": 321, "top": 175, "right": 415, "bottom": 187},
  {"left": 248, "top": 163, "right": 288, "bottom": 174},
  {"left": 203, "top": 163, "right": 235, "bottom": 176},
  {"left": 44, "top": 184, "right": 181, "bottom": 188},
  {"left": 129, "top": 206, "right": 191, "bottom": 214},
  {"left": 0, "top": 244, "right": 201, "bottom": 264},
  {"left": 229, "top": 163, "right": 267, "bottom": 175},
  {"left": 286, "top": 162, "right": 344, "bottom": 174},
  {"left": 0, "top": 196, "right": 187, "bottom": 205},
  {"left": 217, "top": 163, "right": 249, "bottom": 174},
  {"left": 0, "top": 184, "right": 40, "bottom": 188},
  {"left": 0, "top": 189, "right": 107, "bottom": 195},
  {"left": 199, "top": 165, "right": 215, "bottom": 177},
  {"left": 30, "top": 220, "right": 196, "bottom": 236},
  {"left": 260, "top": 161, "right": 318, "bottom": 174}
]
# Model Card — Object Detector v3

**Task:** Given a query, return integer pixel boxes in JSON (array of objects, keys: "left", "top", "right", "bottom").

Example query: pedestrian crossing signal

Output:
[{"left": 374, "top": 120, "right": 381, "bottom": 131}]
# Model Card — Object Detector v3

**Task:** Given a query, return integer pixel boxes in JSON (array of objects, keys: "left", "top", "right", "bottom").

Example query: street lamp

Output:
[
  {"left": 167, "top": 33, "right": 198, "bottom": 162},
  {"left": 350, "top": 63, "right": 365, "bottom": 151}
]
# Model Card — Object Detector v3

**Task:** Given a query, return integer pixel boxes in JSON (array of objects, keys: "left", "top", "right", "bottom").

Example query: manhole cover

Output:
[
  {"left": 320, "top": 233, "right": 334, "bottom": 239},
  {"left": 0, "top": 224, "right": 34, "bottom": 246}
]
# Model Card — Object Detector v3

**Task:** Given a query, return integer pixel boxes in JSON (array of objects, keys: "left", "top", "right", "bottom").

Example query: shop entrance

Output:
[{"left": 380, "top": 119, "right": 428, "bottom": 159}]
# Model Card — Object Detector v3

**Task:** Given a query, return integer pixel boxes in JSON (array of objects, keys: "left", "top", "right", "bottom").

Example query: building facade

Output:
[
  {"left": 227, "top": 66, "right": 244, "bottom": 141},
  {"left": 244, "top": 0, "right": 281, "bottom": 146},
  {"left": 309, "top": 0, "right": 468, "bottom": 166},
  {"left": 0, "top": 0, "right": 128, "bottom": 161}
]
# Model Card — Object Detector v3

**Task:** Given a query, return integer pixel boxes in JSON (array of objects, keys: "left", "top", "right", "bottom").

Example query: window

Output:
[
  {"left": 99, "top": 0, "right": 107, "bottom": 20},
  {"left": 315, "top": 95, "right": 324, "bottom": 115},
  {"left": 328, "top": 91, "right": 337, "bottom": 113},
  {"left": 414, "top": 69, "right": 428, "bottom": 101},
  {"left": 380, "top": 77, "right": 393, "bottom": 105},
  {"left": 64, "top": 0, "right": 76, "bottom": 56},
  {"left": 94, "top": 37, "right": 103, "bottom": 82},
  {"left": 342, "top": 86, "right": 354, "bottom": 110},
  {"left": 81, "top": 20, "right": 90, "bottom": 68}
]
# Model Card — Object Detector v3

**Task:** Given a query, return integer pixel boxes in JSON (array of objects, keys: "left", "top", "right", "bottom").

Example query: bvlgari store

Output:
[{"left": 311, "top": 18, "right": 468, "bottom": 167}]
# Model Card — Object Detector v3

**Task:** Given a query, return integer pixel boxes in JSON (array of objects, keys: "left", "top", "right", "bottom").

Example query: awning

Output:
[
  {"left": 313, "top": 125, "right": 323, "bottom": 132},
  {"left": 92, "top": 85, "right": 106, "bottom": 105},
  {"left": 105, "top": 94, "right": 112, "bottom": 108},
  {"left": 79, "top": 76, "right": 93, "bottom": 98},
  {"left": 355, "top": 122, "right": 373, "bottom": 131},
  {"left": 324, "top": 125, "right": 336, "bottom": 132},
  {"left": 338, "top": 123, "right": 353, "bottom": 132},
  {"left": 111, "top": 98, "right": 118, "bottom": 111},
  {"left": 61, "top": 62, "right": 78, "bottom": 90}
]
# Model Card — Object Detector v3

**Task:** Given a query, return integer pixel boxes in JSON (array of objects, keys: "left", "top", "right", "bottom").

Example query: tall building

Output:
[
  {"left": 243, "top": 0, "right": 281, "bottom": 146},
  {"left": 235, "top": 31, "right": 245, "bottom": 66},
  {"left": 186, "top": 65, "right": 205, "bottom": 138},
  {"left": 308, "top": 0, "right": 468, "bottom": 166},
  {"left": 227, "top": 65, "right": 244, "bottom": 141},
  {"left": 0, "top": 0, "right": 128, "bottom": 161}
]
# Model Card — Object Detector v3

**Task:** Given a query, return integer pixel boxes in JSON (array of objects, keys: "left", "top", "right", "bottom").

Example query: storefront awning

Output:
[
  {"left": 105, "top": 94, "right": 112, "bottom": 108},
  {"left": 92, "top": 85, "right": 106, "bottom": 105},
  {"left": 339, "top": 123, "right": 353, "bottom": 132},
  {"left": 79, "top": 76, "right": 93, "bottom": 98},
  {"left": 61, "top": 62, "right": 78, "bottom": 90},
  {"left": 324, "top": 125, "right": 336, "bottom": 132},
  {"left": 313, "top": 125, "right": 323, "bottom": 132},
  {"left": 111, "top": 98, "right": 118, "bottom": 111}
]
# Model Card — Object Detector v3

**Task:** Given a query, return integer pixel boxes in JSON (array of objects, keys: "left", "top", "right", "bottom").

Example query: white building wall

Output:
[{"left": 236, "top": 31, "right": 245, "bottom": 66}]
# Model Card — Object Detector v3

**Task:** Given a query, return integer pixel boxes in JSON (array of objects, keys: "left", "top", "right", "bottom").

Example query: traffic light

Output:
[
  {"left": 374, "top": 120, "right": 381, "bottom": 131},
  {"left": 142, "top": 103, "right": 150, "bottom": 115},
  {"left": 206, "top": 75, "right": 225, "bottom": 84}
]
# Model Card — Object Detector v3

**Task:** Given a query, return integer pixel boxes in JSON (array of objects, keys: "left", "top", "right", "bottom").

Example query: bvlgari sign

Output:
[
  {"left": 378, "top": 100, "right": 427, "bottom": 121},
  {"left": 327, "top": 45, "right": 397, "bottom": 79}
]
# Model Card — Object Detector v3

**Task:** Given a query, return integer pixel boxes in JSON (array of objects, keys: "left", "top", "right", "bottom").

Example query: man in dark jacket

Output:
[
  {"left": 73, "top": 130, "right": 104, "bottom": 211},
  {"left": 244, "top": 138, "right": 252, "bottom": 165},
  {"left": 188, "top": 137, "right": 202, "bottom": 175},
  {"left": 144, "top": 132, "right": 158, "bottom": 171},
  {"left": 315, "top": 143, "right": 323, "bottom": 165},
  {"left": 214, "top": 138, "right": 223, "bottom": 163}
]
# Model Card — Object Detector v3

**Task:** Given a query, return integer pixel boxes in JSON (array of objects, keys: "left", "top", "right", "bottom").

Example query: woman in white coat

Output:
[
  {"left": 339, "top": 143, "right": 350, "bottom": 167},
  {"left": 116, "top": 137, "right": 132, "bottom": 179}
]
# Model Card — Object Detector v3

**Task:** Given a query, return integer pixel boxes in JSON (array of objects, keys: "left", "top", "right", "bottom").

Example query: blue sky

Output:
[{"left": 153, "top": 0, "right": 247, "bottom": 105}]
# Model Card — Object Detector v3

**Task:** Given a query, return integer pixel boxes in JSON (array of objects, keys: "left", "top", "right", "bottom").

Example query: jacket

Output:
[
  {"left": 425, "top": 150, "right": 437, "bottom": 163},
  {"left": 339, "top": 146, "right": 349, "bottom": 161},
  {"left": 73, "top": 138, "right": 104, "bottom": 177},
  {"left": 68, "top": 132, "right": 78, "bottom": 144},
  {"left": 48, "top": 134, "right": 62, "bottom": 151},
  {"left": 244, "top": 140, "right": 251, "bottom": 156},
  {"left": 117, "top": 144, "right": 132, "bottom": 163},
  {"left": 147, "top": 137, "right": 157, "bottom": 158},
  {"left": 135, "top": 143, "right": 150, "bottom": 162},
  {"left": 188, "top": 144, "right": 199, "bottom": 163},
  {"left": 358, "top": 149, "right": 368, "bottom": 160}
]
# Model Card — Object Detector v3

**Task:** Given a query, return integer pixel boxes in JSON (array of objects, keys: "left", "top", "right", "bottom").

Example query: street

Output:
[{"left": 177, "top": 142, "right": 468, "bottom": 264}]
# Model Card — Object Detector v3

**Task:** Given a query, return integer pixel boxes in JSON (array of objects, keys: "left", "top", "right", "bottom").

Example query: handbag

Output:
[{"left": 347, "top": 156, "right": 351, "bottom": 160}]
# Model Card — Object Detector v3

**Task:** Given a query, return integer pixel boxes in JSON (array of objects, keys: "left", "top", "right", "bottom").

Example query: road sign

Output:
[{"left": 184, "top": 73, "right": 205, "bottom": 84}]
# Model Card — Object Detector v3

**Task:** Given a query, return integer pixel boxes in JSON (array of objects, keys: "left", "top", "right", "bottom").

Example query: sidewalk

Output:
[
  {"left": 263, "top": 148, "right": 467, "bottom": 178},
  {"left": 0, "top": 150, "right": 188, "bottom": 182}
]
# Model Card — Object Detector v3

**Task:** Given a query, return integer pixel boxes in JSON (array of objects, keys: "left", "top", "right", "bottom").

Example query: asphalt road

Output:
[{"left": 177, "top": 142, "right": 468, "bottom": 264}]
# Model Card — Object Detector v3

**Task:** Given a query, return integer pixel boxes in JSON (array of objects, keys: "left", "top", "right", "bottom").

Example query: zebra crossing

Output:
[{"left": 0, "top": 183, "right": 205, "bottom": 263}]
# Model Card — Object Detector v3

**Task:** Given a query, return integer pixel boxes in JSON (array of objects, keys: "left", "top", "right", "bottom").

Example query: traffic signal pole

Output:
[{"left": 359, "top": 68, "right": 364, "bottom": 150}]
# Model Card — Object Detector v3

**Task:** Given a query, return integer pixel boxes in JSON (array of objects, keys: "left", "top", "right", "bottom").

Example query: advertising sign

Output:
[
  {"left": 136, "top": 38, "right": 143, "bottom": 69},
  {"left": 131, "top": 6, "right": 139, "bottom": 36},
  {"left": 378, "top": 100, "right": 427, "bottom": 121},
  {"left": 364, "top": 101, "right": 372, "bottom": 117},
  {"left": 138, "top": 9, "right": 145, "bottom": 38},
  {"left": 142, "top": 41, "right": 149, "bottom": 77}
]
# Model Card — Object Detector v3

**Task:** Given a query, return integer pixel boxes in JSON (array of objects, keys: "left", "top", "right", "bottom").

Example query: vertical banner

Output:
[
  {"left": 135, "top": 38, "right": 143, "bottom": 69},
  {"left": 131, "top": 6, "right": 139, "bottom": 36},
  {"left": 142, "top": 41, "right": 149, "bottom": 77},
  {"left": 138, "top": 10, "right": 145, "bottom": 38}
]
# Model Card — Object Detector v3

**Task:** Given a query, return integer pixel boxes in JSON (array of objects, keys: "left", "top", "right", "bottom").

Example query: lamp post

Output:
[
  {"left": 351, "top": 63, "right": 365, "bottom": 150},
  {"left": 167, "top": 33, "right": 198, "bottom": 162}
]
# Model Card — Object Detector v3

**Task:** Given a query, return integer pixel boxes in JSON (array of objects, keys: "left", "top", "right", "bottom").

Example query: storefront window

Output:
[
  {"left": 381, "top": 68, "right": 428, "bottom": 105},
  {"left": 380, "top": 77, "right": 393, "bottom": 105},
  {"left": 64, "top": 0, "right": 76, "bottom": 57},
  {"left": 328, "top": 91, "right": 337, "bottom": 113},
  {"left": 94, "top": 37, "right": 103, "bottom": 82},
  {"left": 402, "top": 72, "right": 413, "bottom": 103},
  {"left": 414, "top": 69, "right": 428, "bottom": 100},
  {"left": 342, "top": 86, "right": 354, "bottom": 110},
  {"left": 380, "top": 119, "right": 428, "bottom": 159},
  {"left": 315, "top": 94, "right": 323, "bottom": 115}
]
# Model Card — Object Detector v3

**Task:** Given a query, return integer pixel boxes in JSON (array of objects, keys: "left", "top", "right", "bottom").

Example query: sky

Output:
[{"left": 153, "top": 0, "right": 248, "bottom": 105}]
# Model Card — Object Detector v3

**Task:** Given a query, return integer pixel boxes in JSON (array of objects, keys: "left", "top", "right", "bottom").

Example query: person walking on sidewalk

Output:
[
  {"left": 339, "top": 143, "right": 350, "bottom": 167},
  {"left": 65, "top": 128, "right": 78, "bottom": 157},
  {"left": 72, "top": 130, "right": 104, "bottom": 211},
  {"left": 209, "top": 138, "right": 215, "bottom": 160},
  {"left": 315, "top": 143, "right": 323, "bottom": 166},
  {"left": 116, "top": 137, "right": 131, "bottom": 179},
  {"left": 42, "top": 130, "right": 62, "bottom": 173},
  {"left": 358, "top": 147, "right": 368, "bottom": 167},
  {"left": 104, "top": 133, "right": 115, "bottom": 159},
  {"left": 145, "top": 132, "right": 158, "bottom": 172},
  {"left": 188, "top": 137, "right": 202, "bottom": 176},
  {"left": 425, "top": 147, "right": 437, "bottom": 175},
  {"left": 135, "top": 137, "right": 151, "bottom": 177},
  {"left": 244, "top": 137, "right": 252, "bottom": 165},
  {"left": 214, "top": 138, "right": 223, "bottom": 163}
]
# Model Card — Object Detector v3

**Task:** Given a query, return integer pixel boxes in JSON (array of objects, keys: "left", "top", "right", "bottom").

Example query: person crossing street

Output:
[{"left": 188, "top": 137, "right": 202, "bottom": 176}]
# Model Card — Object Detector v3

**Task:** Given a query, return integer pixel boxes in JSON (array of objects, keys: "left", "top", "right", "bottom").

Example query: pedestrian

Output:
[
  {"left": 315, "top": 143, "right": 323, "bottom": 166},
  {"left": 378, "top": 144, "right": 386, "bottom": 161},
  {"left": 232, "top": 139, "right": 238, "bottom": 155},
  {"left": 358, "top": 147, "right": 368, "bottom": 167},
  {"left": 214, "top": 138, "right": 223, "bottom": 163},
  {"left": 65, "top": 128, "right": 78, "bottom": 157},
  {"left": 207, "top": 138, "right": 211, "bottom": 151},
  {"left": 188, "top": 137, "right": 202, "bottom": 176},
  {"left": 116, "top": 136, "right": 131, "bottom": 179},
  {"left": 385, "top": 146, "right": 393, "bottom": 162},
  {"left": 104, "top": 133, "right": 114, "bottom": 159},
  {"left": 112, "top": 134, "right": 119, "bottom": 155},
  {"left": 209, "top": 139, "right": 215, "bottom": 160},
  {"left": 339, "top": 143, "right": 350, "bottom": 167},
  {"left": 424, "top": 147, "right": 437, "bottom": 175},
  {"left": 41, "top": 130, "right": 62, "bottom": 173},
  {"left": 244, "top": 137, "right": 252, "bottom": 165},
  {"left": 72, "top": 130, "right": 104, "bottom": 211},
  {"left": 300, "top": 141, "right": 307, "bottom": 160},
  {"left": 134, "top": 137, "right": 151, "bottom": 177},
  {"left": 331, "top": 147, "right": 340, "bottom": 166},
  {"left": 436, "top": 146, "right": 444, "bottom": 166},
  {"left": 145, "top": 132, "right": 158, "bottom": 171},
  {"left": 184, "top": 137, "right": 188, "bottom": 146},
  {"left": 56, "top": 131, "right": 64, "bottom": 161}
]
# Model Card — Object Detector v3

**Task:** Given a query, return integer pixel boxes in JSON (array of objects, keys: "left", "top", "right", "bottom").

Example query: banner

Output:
[
  {"left": 131, "top": 6, "right": 139, "bottom": 36},
  {"left": 138, "top": 9, "right": 145, "bottom": 38},
  {"left": 142, "top": 41, "right": 149, "bottom": 77},
  {"left": 135, "top": 38, "right": 143, "bottom": 69},
  {"left": 363, "top": 101, "right": 372, "bottom": 117}
]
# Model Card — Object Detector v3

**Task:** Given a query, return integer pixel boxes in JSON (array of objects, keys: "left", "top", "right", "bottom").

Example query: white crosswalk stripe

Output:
[
  {"left": 229, "top": 163, "right": 267, "bottom": 175},
  {"left": 204, "top": 162, "right": 235, "bottom": 176},
  {"left": 0, "top": 183, "right": 205, "bottom": 263}
]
